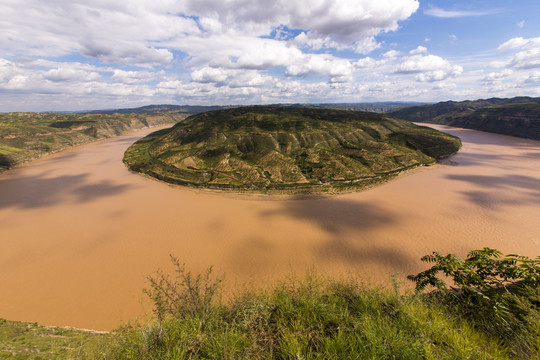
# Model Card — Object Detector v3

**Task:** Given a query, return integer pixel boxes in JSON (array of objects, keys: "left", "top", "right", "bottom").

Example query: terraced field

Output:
[{"left": 124, "top": 106, "right": 461, "bottom": 193}]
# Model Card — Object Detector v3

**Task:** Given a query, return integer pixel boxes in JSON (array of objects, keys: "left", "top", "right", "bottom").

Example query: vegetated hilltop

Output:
[
  {"left": 389, "top": 96, "right": 540, "bottom": 140},
  {"left": 124, "top": 106, "right": 461, "bottom": 193},
  {"left": 0, "top": 112, "right": 186, "bottom": 173}
]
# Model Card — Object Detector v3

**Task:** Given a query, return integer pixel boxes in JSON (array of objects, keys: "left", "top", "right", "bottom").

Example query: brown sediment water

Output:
[{"left": 0, "top": 124, "right": 539, "bottom": 330}]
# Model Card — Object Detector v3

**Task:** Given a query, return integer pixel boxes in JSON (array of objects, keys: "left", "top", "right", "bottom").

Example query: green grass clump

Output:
[{"left": 0, "top": 319, "right": 105, "bottom": 359}]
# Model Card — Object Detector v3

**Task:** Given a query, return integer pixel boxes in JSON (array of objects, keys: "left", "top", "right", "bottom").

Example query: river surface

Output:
[{"left": 1, "top": 124, "right": 539, "bottom": 330}]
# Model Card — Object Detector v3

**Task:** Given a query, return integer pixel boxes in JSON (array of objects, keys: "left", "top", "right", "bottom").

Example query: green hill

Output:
[
  {"left": 389, "top": 97, "right": 540, "bottom": 140},
  {"left": 0, "top": 112, "right": 187, "bottom": 172},
  {"left": 124, "top": 106, "right": 461, "bottom": 193}
]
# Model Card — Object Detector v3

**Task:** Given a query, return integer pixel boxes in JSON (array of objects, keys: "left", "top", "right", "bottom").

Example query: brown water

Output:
[{"left": 1, "top": 125, "right": 539, "bottom": 330}]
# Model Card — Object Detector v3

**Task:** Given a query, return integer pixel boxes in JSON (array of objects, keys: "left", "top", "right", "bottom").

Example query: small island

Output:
[{"left": 123, "top": 106, "right": 461, "bottom": 193}]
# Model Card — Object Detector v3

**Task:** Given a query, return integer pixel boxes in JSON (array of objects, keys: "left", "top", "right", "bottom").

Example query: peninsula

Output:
[{"left": 124, "top": 106, "right": 461, "bottom": 193}]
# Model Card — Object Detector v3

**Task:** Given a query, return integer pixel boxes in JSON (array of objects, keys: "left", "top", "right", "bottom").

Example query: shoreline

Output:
[{"left": 130, "top": 160, "right": 452, "bottom": 202}]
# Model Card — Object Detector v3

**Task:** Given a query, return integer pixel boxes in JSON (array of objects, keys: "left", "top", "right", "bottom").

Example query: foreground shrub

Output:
[{"left": 408, "top": 247, "right": 540, "bottom": 358}]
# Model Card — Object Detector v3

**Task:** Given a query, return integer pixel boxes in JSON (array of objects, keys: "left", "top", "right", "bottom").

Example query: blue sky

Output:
[{"left": 1, "top": 0, "right": 539, "bottom": 111}]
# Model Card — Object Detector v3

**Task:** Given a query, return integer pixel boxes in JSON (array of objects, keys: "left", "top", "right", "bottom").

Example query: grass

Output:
[
  {"left": 80, "top": 250, "right": 538, "bottom": 359},
  {"left": 80, "top": 275, "right": 509, "bottom": 359},
  {"left": 0, "top": 319, "right": 105, "bottom": 359}
]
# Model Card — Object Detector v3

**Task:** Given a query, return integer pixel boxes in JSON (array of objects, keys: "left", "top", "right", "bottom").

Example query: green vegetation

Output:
[
  {"left": 124, "top": 106, "right": 461, "bottom": 193},
  {"left": 0, "top": 318, "right": 105, "bottom": 359},
  {"left": 2, "top": 249, "right": 538, "bottom": 359},
  {"left": 389, "top": 96, "right": 540, "bottom": 140},
  {"left": 408, "top": 248, "right": 540, "bottom": 358},
  {"left": 0, "top": 111, "right": 186, "bottom": 173},
  {"left": 81, "top": 249, "right": 538, "bottom": 359}
]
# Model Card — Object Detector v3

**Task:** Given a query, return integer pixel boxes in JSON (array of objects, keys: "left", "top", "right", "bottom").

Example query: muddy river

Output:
[{"left": 0, "top": 124, "right": 539, "bottom": 330}]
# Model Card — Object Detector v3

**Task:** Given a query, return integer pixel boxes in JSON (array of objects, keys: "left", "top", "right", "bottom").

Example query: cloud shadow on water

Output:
[
  {"left": 0, "top": 171, "right": 133, "bottom": 209},
  {"left": 446, "top": 173, "right": 540, "bottom": 209},
  {"left": 258, "top": 197, "right": 413, "bottom": 272}
]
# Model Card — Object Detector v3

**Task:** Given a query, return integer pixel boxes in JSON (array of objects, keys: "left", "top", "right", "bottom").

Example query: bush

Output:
[
  {"left": 144, "top": 255, "right": 224, "bottom": 323},
  {"left": 408, "top": 247, "right": 540, "bottom": 358}
]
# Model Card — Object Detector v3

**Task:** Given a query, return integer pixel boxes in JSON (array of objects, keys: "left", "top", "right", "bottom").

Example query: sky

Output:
[{"left": 1, "top": 0, "right": 539, "bottom": 112}]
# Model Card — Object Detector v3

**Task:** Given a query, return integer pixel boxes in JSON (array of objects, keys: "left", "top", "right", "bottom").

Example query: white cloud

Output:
[
  {"left": 482, "top": 69, "right": 513, "bottom": 83},
  {"left": 286, "top": 55, "right": 353, "bottom": 79},
  {"left": 498, "top": 37, "right": 540, "bottom": 69},
  {"left": 44, "top": 68, "right": 100, "bottom": 83},
  {"left": 524, "top": 71, "right": 540, "bottom": 85},
  {"left": 410, "top": 46, "right": 427, "bottom": 55},
  {"left": 1, "top": 0, "right": 419, "bottom": 70},
  {"left": 110, "top": 70, "right": 159, "bottom": 84},
  {"left": 0, "top": 1, "right": 199, "bottom": 62},
  {"left": 180, "top": 0, "right": 419, "bottom": 48},
  {"left": 383, "top": 50, "right": 400, "bottom": 59},
  {"left": 354, "top": 57, "right": 384, "bottom": 69},
  {"left": 432, "top": 82, "right": 457, "bottom": 91},
  {"left": 80, "top": 42, "right": 174, "bottom": 66},
  {"left": 394, "top": 54, "right": 463, "bottom": 82},
  {"left": 0, "top": 58, "right": 20, "bottom": 83},
  {"left": 2, "top": 0, "right": 537, "bottom": 111},
  {"left": 425, "top": 6, "right": 499, "bottom": 18},
  {"left": 191, "top": 68, "right": 230, "bottom": 84},
  {"left": 498, "top": 37, "right": 531, "bottom": 51}
]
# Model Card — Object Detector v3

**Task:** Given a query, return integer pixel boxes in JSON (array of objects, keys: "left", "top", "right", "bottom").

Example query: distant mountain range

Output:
[
  {"left": 388, "top": 97, "right": 540, "bottom": 140},
  {"left": 86, "top": 102, "right": 426, "bottom": 115},
  {"left": 85, "top": 104, "right": 228, "bottom": 115}
]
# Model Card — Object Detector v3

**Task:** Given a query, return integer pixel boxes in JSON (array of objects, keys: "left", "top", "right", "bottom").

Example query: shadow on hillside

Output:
[
  {"left": 258, "top": 197, "right": 412, "bottom": 271},
  {"left": 0, "top": 171, "right": 133, "bottom": 209}
]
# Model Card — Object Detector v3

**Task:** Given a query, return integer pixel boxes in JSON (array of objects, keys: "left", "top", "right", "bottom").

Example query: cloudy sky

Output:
[{"left": 1, "top": 0, "right": 539, "bottom": 112}]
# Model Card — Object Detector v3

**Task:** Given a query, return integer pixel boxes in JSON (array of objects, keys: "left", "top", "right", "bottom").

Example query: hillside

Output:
[
  {"left": 0, "top": 112, "right": 186, "bottom": 172},
  {"left": 389, "top": 97, "right": 540, "bottom": 140},
  {"left": 124, "top": 106, "right": 461, "bottom": 193}
]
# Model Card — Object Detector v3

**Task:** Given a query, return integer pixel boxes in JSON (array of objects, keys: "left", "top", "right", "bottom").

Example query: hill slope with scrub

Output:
[
  {"left": 124, "top": 106, "right": 461, "bottom": 193},
  {"left": 0, "top": 112, "right": 186, "bottom": 172},
  {"left": 389, "top": 97, "right": 540, "bottom": 140}
]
